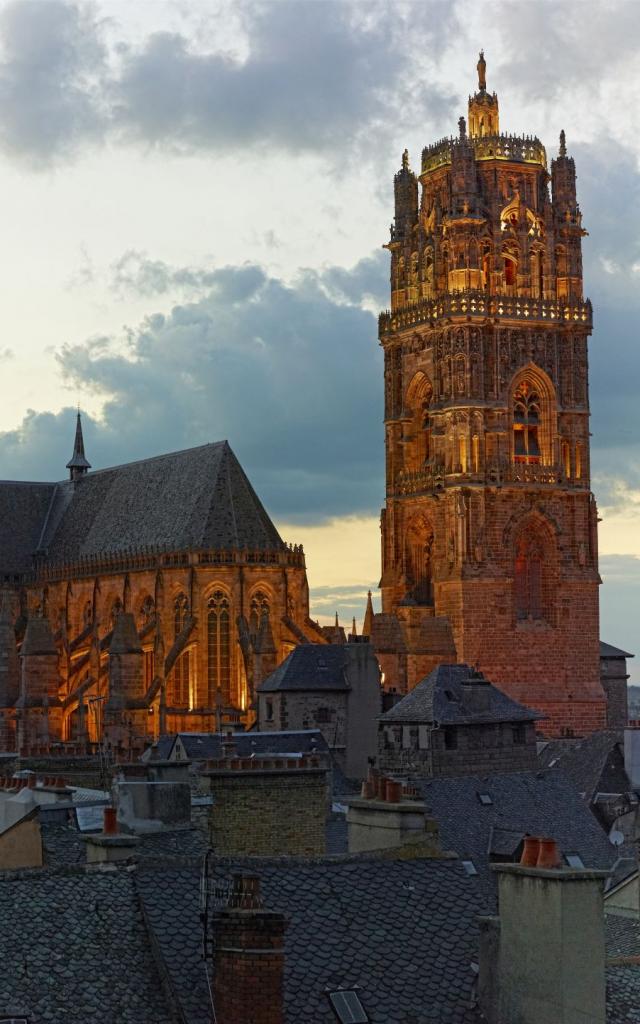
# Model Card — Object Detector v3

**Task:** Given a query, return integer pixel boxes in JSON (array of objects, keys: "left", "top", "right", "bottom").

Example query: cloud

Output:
[
  {"left": 0, "top": 254, "right": 387, "bottom": 521},
  {"left": 0, "top": 0, "right": 107, "bottom": 162},
  {"left": 0, "top": 0, "right": 458, "bottom": 166}
]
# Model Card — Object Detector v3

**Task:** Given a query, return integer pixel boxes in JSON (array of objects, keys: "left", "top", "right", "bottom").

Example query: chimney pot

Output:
[
  {"left": 536, "top": 837, "right": 561, "bottom": 869},
  {"left": 386, "top": 779, "right": 402, "bottom": 803},
  {"left": 520, "top": 836, "right": 540, "bottom": 866},
  {"left": 103, "top": 806, "right": 118, "bottom": 835},
  {"left": 376, "top": 775, "right": 387, "bottom": 800},
  {"left": 27, "top": 775, "right": 36, "bottom": 789}
]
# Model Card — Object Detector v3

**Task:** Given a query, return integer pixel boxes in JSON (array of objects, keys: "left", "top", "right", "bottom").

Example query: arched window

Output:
[
  {"left": 404, "top": 373, "right": 433, "bottom": 471},
  {"left": 207, "top": 591, "right": 231, "bottom": 706},
  {"left": 109, "top": 598, "right": 123, "bottom": 630},
  {"left": 515, "top": 533, "right": 544, "bottom": 621},
  {"left": 171, "top": 594, "right": 190, "bottom": 707},
  {"left": 139, "top": 595, "right": 155, "bottom": 629},
  {"left": 405, "top": 515, "right": 434, "bottom": 605},
  {"left": 250, "top": 590, "right": 270, "bottom": 634},
  {"left": 513, "top": 383, "right": 541, "bottom": 463}
]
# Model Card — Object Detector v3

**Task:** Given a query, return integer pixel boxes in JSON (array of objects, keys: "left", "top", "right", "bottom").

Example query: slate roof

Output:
[
  {"left": 151, "top": 728, "right": 330, "bottom": 761},
  {"left": 0, "top": 868, "right": 175, "bottom": 1024},
  {"left": 605, "top": 915, "right": 640, "bottom": 1023},
  {"left": 257, "top": 644, "right": 352, "bottom": 693},
  {"left": 538, "top": 731, "right": 630, "bottom": 802},
  {"left": 0, "top": 441, "right": 285, "bottom": 576},
  {"left": 379, "top": 663, "right": 542, "bottom": 726},
  {"left": 418, "top": 769, "right": 617, "bottom": 886},
  {"left": 601, "top": 641, "right": 634, "bottom": 660},
  {"left": 137, "top": 855, "right": 489, "bottom": 1024},
  {"left": 42, "top": 821, "right": 210, "bottom": 868}
]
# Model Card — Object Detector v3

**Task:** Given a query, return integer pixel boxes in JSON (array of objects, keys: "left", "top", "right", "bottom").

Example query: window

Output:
[
  {"left": 143, "top": 649, "right": 155, "bottom": 690},
  {"left": 265, "top": 700, "right": 274, "bottom": 722},
  {"left": 515, "top": 533, "right": 544, "bottom": 621},
  {"left": 477, "top": 792, "right": 493, "bottom": 806},
  {"left": 461, "top": 860, "right": 478, "bottom": 876},
  {"left": 512, "top": 723, "right": 526, "bottom": 745},
  {"left": 171, "top": 594, "right": 190, "bottom": 707},
  {"left": 564, "top": 852, "right": 584, "bottom": 869},
  {"left": 327, "top": 990, "right": 369, "bottom": 1024},
  {"left": 405, "top": 513, "right": 434, "bottom": 606},
  {"left": 208, "top": 591, "right": 231, "bottom": 705},
  {"left": 513, "top": 383, "right": 541, "bottom": 463},
  {"left": 250, "top": 590, "right": 270, "bottom": 634},
  {"left": 315, "top": 707, "right": 332, "bottom": 724},
  {"left": 139, "top": 595, "right": 155, "bottom": 628},
  {"left": 443, "top": 726, "right": 457, "bottom": 750}
]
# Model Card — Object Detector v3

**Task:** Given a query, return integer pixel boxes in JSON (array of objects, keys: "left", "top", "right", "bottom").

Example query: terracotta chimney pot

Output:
[
  {"left": 520, "top": 836, "right": 540, "bottom": 866},
  {"left": 386, "top": 779, "right": 403, "bottom": 803},
  {"left": 536, "top": 837, "right": 561, "bottom": 869},
  {"left": 376, "top": 776, "right": 387, "bottom": 800},
  {"left": 103, "top": 806, "right": 118, "bottom": 835}
]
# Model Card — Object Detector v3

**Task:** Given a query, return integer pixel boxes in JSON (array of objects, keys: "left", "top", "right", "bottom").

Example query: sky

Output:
[{"left": 0, "top": 0, "right": 639, "bottom": 675}]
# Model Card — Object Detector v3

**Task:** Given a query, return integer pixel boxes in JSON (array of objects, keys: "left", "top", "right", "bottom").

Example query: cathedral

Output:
[
  {"left": 0, "top": 54, "right": 614, "bottom": 750},
  {"left": 370, "top": 52, "right": 606, "bottom": 737},
  {"left": 0, "top": 423, "right": 323, "bottom": 753}
]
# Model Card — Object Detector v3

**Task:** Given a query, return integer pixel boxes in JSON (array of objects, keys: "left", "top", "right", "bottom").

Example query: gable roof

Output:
[
  {"left": 419, "top": 769, "right": 617, "bottom": 886},
  {"left": 379, "top": 663, "right": 542, "bottom": 726},
  {"left": 0, "top": 441, "right": 285, "bottom": 577},
  {"left": 537, "top": 731, "right": 630, "bottom": 803},
  {"left": 137, "top": 855, "right": 488, "bottom": 1024},
  {"left": 152, "top": 729, "right": 331, "bottom": 761},
  {"left": 257, "top": 644, "right": 352, "bottom": 693}
]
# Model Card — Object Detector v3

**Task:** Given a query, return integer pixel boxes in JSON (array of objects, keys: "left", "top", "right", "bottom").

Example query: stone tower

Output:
[{"left": 375, "top": 54, "right": 605, "bottom": 736}]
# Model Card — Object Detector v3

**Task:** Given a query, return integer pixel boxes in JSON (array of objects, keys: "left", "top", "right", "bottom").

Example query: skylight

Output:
[
  {"left": 477, "top": 792, "right": 493, "bottom": 806},
  {"left": 328, "top": 989, "right": 369, "bottom": 1023},
  {"left": 564, "top": 853, "right": 585, "bottom": 869},
  {"left": 461, "top": 860, "right": 478, "bottom": 876}
]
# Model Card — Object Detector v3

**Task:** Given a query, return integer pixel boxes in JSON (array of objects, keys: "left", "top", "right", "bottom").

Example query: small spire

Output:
[
  {"left": 351, "top": 616, "right": 357, "bottom": 637},
  {"left": 334, "top": 611, "right": 339, "bottom": 628},
  {"left": 363, "top": 590, "right": 374, "bottom": 637},
  {"left": 559, "top": 129, "right": 567, "bottom": 157},
  {"left": 66, "top": 411, "right": 91, "bottom": 481},
  {"left": 401, "top": 148, "right": 409, "bottom": 171},
  {"left": 477, "top": 49, "right": 486, "bottom": 91},
  {"left": 458, "top": 116, "right": 467, "bottom": 140}
]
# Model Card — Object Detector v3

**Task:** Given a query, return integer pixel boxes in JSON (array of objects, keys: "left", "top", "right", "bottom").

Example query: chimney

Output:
[
  {"left": 204, "top": 754, "right": 328, "bottom": 856},
  {"left": 478, "top": 852, "right": 608, "bottom": 1024},
  {"left": 82, "top": 806, "right": 139, "bottom": 863},
  {"left": 346, "top": 777, "right": 440, "bottom": 855},
  {"left": 213, "top": 873, "right": 286, "bottom": 1024}
]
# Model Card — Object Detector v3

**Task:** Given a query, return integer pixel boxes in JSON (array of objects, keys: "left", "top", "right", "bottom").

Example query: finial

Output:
[
  {"left": 477, "top": 49, "right": 486, "bottom": 91},
  {"left": 458, "top": 116, "right": 467, "bottom": 140},
  {"left": 335, "top": 611, "right": 339, "bottom": 628},
  {"left": 66, "top": 410, "right": 91, "bottom": 481},
  {"left": 401, "top": 148, "right": 409, "bottom": 171},
  {"left": 559, "top": 129, "right": 566, "bottom": 157}
]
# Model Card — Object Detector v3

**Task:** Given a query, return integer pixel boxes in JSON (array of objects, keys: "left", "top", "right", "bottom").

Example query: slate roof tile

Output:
[{"left": 257, "top": 644, "right": 351, "bottom": 693}]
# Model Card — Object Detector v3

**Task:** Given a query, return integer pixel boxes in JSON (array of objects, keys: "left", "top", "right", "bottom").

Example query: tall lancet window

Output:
[
  {"left": 170, "top": 593, "right": 190, "bottom": 707},
  {"left": 207, "top": 591, "right": 231, "bottom": 705},
  {"left": 513, "top": 384, "right": 541, "bottom": 463}
]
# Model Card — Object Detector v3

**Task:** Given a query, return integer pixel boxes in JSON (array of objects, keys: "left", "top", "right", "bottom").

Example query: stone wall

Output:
[{"left": 378, "top": 720, "right": 538, "bottom": 776}]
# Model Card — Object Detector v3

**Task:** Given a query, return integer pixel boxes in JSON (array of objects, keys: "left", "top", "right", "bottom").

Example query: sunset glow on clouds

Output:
[{"left": 0, "top": 0, "right": 639, "bottom": 672}]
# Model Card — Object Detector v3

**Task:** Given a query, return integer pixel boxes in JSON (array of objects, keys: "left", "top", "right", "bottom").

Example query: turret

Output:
[
  {"left": 393, "top": 149, "right": 418, "bottom": 239},
  {"left": 468, "top": 50, "right": 499, "bottom": 137},
  {"left": 66, "top": 411, "right": 91, "bottom": 481},
  {"left": 551, "top": 130, "right": 585, "bottom": 301}
]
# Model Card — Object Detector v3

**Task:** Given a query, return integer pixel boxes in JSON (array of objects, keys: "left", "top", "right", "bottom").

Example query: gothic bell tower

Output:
[{"left": 375, "top": 54, "right": 605, "bottom": 737}]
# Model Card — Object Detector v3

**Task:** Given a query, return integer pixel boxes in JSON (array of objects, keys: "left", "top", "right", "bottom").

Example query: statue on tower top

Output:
[{"left": 477, "top": 49, "right": 486, "bottom": 91}]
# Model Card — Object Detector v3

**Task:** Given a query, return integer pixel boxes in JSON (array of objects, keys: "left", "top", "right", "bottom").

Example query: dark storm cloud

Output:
[
  {"left": 0, "top": 0, "right": 457, "bottom": 165},
  {"left": 0, "top": 254, "right": 387, "bottom": 520}
]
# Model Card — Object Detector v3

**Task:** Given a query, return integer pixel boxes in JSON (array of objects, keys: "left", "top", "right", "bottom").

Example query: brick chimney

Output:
[
  {"left": 203, "top": 753, "right": 328, "bottom": 856},
  {"left": 478, "top": 854, "right": 608, "bottom": 1024},
  {"left": 213, "top": 874, "right": 286, "bottom": 1024},
  {"left": 346, "top": 773, "right": 440, "bottom": 854}
]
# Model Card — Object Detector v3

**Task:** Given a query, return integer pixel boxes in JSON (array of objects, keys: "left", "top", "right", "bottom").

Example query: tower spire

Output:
[
  {"left": 559, "top": 129, "right": 567, "bottom": 157},
  {"left": 363, "top": 590, "right": 374, "bottom": 638},
  {"left": 66, "top": 411, "right": 91, "bottom": 481}
]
